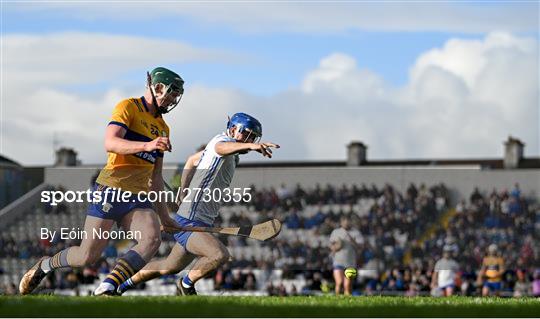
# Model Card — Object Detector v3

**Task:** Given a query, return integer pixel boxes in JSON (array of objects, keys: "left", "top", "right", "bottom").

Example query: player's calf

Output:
[
  {"left": 95, "top": 209, "right": 162, "bottom": 295},
  {"left": 178, "top": 246, "right": 230, "bottom": 295},
  {"left": 68, "top": 247, "right": 103, "bottom": 267},
  {"left": 132, "top": 234, "right": 162, "bottom": 261},
  {"left": 119, "top": 243, "right": 194, "bottom": 295}
]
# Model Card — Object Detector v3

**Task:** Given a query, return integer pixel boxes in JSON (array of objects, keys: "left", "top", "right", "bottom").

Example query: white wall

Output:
[{"left": 45, "top": 166, "right": 540, "bottom": 203}]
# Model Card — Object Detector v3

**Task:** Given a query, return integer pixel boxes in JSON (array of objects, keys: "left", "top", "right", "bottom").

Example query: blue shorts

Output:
[
  {"left": 333, "top": 265, "right": 346, "bottom": 270},
  {"left": 484, "top": 281, "right": 502, "bottom": 291},
  {"left": 439, "top": 284, "right": 455, "bottom": 290},
  {"left": 173, "top": 215, "right": 211, "bottom": 253},
  {"left": 87, "top": 183, "right": 154, "bottom": 223}
]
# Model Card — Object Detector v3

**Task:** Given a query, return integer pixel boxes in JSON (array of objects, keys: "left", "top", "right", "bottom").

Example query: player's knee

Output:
[{"left": 212, "top": 249, "right": 230, "bottom": 265}]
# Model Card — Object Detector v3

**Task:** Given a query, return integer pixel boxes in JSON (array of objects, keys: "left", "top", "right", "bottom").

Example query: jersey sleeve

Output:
[
  {"left": 108, "top": 99, "right": 134, "bottom": 130},
  {"left": 434, "top": 260, "right": 441, "bottom": 272},
  {"left": 208, "top": 134, "right": 236, "bottom": 158}
]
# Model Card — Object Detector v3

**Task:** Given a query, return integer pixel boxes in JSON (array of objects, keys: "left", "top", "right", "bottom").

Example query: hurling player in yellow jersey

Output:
[
  {"left": 20, "top": 67, "right": 183, "bottom": 296},
  {"left": 476, "top": 244, "right": 505, "bottom": 296}
]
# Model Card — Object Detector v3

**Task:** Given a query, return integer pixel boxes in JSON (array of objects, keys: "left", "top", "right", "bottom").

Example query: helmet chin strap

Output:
[{"left": 147, "top": 72, "right": 161, "bottom": 117}]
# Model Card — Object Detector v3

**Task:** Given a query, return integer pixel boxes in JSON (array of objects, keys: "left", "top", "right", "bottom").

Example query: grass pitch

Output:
[{"left": 1, "top": 295, "right": 539, "bottom": 317}]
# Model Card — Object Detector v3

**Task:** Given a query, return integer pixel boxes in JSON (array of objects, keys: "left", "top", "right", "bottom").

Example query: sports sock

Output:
[
  {"left": 181, "top": 275, "right": 194, "bottom": 288},
  {"left": 103, "top": 250, "right": 146, "bottom": 291},
  {"left": 40, "top": 248, "right": 71, "bottom": 273},
  {"left": 118, "top": 278, "right": 135, "bottom": 293}
]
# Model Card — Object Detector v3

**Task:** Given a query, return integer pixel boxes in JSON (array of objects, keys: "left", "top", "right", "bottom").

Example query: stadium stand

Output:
[{"left": 0, "top": 181, "right": 538, "bottom": 297}]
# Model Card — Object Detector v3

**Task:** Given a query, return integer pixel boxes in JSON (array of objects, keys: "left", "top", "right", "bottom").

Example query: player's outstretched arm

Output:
[
  {"left": 105, "top": 125, "right": 172, "bottom": 155},
  {"left": 249, "top": 142, "right": 280, "bottom": 158},
  {"left": 215, "top": 142, "right": 280, "bottom": 158}
]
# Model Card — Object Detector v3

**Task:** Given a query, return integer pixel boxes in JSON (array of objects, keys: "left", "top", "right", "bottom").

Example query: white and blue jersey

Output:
[{"left": 177, "top": 133, "right": 239, "bottom": 225}]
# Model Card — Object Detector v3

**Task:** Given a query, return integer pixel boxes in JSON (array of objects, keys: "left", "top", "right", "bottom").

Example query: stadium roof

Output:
[
  {"left": 0, "top": 154, "right": 21, "bottom": 168},
  {"left": 236, "top": 157, "right": 540, "bottom": 169},
  {"left": 238, "top": 137, "right": 540, "bottom": 169},
  {"left": 72, "top": 156, "right": 540, "bottom": 170}
]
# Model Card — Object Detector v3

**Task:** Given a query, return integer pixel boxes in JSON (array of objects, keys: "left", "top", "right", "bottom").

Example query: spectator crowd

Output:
[{"left": 1, "top": 182, "right": 539, "bottom": 297}]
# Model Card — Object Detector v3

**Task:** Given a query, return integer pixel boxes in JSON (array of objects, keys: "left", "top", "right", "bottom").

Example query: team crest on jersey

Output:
[{"left": 102, "top": 203, "right": 113, "bottom": 213}]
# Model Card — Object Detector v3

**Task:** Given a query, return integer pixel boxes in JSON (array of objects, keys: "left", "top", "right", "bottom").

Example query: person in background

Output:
[
  {"left": 513, "top": 269, "right": 532, "bottom": 297},
  {"left": 329, "top": 216, "right": 362, "bottom": 295},
  {"left": 431, "top": 245, "right": 460, "bottom": 296}
]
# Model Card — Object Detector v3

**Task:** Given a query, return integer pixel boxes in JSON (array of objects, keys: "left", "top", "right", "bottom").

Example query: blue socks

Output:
[
  {"left": 181, "top": 275, "right": 194, "bottom": 288},
  {"left": 118, "top": 278, "right": 135, "bottom": 293}
]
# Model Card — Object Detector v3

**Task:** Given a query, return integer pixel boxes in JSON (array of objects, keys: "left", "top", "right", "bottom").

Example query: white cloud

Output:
[
  {"left": 1, "top": 31, "right": 246, "bottom": 164},
  {"left": 1, "top": 32, "right": 538, "bottom": 165},
  {"left": 2, "top": 88, "right": 123, "bottom": 165},
  {"left": 266, "top": 31, "right": 537, "bottom": 160},
  {"left": 3, "top": 32, "right": 244, "bottom": 87},
  {"left": 399, "top": 32, "right": 539, "bottom": 158},
  {"left": 410, "top": 32, "right": 537, "bottom": 89}
]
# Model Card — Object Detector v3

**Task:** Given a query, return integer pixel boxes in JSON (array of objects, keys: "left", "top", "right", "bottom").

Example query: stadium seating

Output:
[{"left": 0, "top": 183, "right": 538, "bottom": 297}]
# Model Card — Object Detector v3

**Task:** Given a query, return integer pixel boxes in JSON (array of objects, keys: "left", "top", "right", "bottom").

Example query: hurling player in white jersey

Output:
[{"left": 117, "top": 113, "right": 279, "bottom": 295}]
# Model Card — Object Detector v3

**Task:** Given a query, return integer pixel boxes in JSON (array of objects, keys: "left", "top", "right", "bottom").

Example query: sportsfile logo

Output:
[
  {"left": 41, "top": 188, "right": 136, "bottom": 206},
  {"left": 40, "top": 187, "right": 253, "bottom": 206}
]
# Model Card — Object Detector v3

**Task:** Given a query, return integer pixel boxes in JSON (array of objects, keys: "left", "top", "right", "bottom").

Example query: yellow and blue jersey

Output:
[
  {"left": 96, "top": 96, "right": 169, "bottom": 194},
  {"left": 483, "top": 256, "right": 504, "bottom": 282}
]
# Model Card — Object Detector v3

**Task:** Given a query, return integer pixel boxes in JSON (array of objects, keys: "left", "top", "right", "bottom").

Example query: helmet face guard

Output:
[
  {"left": 235, "top": 127, "right": 261, "bottom": 143},
  {"left": 152, "top": 83, "right": 183, "bottom": 114},
  {"left": 147, "top": 68, "right": 184, "bottom": 115}
]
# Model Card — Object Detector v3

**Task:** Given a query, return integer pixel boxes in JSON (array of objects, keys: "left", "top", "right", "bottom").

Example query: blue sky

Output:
[
  {"left": 5, "top": 8, "right": 443, "bottom": 91},
  {"left": 1, "top": 2, "right": 526, "bottom": 93},
  {"left": 1, "top": 1, "right": 538, "bottom": 165}
]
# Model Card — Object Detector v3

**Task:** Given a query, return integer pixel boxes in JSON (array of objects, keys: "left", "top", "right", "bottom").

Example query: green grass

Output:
[{"left": 1, "top": 295, "right": 539, "bottom": 317}]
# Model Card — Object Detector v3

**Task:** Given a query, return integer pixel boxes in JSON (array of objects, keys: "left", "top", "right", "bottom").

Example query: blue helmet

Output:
[{"left": 227, "top": 112, "right": 262, "bottom": 142}]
